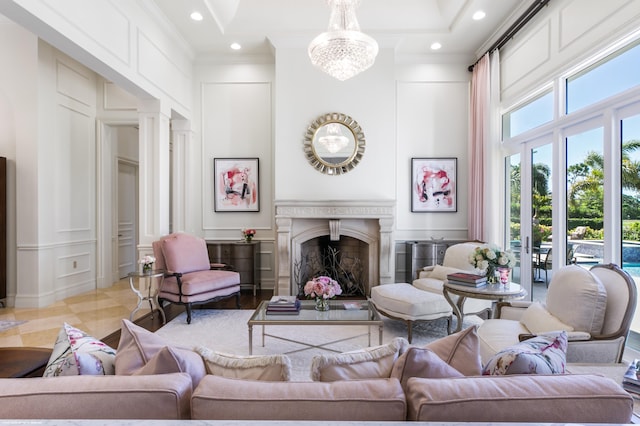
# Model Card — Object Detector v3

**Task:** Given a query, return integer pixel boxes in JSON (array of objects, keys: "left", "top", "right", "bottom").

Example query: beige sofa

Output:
[
  {"left": 0, "top": 368, "right": 632, "bottom": 422},
  {"left": 0, "top": 319, "right": 633, "bottom": 423}
]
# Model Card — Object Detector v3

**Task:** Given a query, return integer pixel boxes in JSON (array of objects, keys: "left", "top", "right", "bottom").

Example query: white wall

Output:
[
  {"left": 0, "top": 0, "right": 194, "bottom": 119},
  {"left": 273, "top": 47, "right": 396, "bottom": 202},
  {"left": 395, "top": 64, "right": 472, "bottom": 242},
  {"left": 0, "top": 17, "right": 36, "bottom": 305},
  {"left": 499, "top": 0, "right": 640, "bottom": 106}
]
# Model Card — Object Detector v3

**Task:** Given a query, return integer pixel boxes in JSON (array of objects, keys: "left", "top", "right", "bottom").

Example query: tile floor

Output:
[{"left": 0, "top": 279, "right": 143, "bottom": 348}]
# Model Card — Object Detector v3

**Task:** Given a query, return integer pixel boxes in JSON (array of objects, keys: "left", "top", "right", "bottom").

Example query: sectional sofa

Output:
[{"left": 0, "top": 320, "right": 633, "bottom": 423}]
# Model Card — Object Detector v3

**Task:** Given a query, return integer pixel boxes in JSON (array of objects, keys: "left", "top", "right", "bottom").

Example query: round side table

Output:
[
  {"left": 127, "top": 270, "right": 166, "bottom": 324},
  {"left": 443, "top": 281, "right": 527, "bottom": 333}
]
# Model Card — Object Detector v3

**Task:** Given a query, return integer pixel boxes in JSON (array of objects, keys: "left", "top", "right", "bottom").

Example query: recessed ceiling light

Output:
[
  {"left": 230, "top": 42, "right": 242, "bottom": 50},
  {"left": 473, "top": 10, "right": 486, "bottom": 20},
  {"left": 190, "top": 11, "right": 203, "bottom": 21},
  {"left": 430, "top": 42, "right": 442, "bottom": 50}
]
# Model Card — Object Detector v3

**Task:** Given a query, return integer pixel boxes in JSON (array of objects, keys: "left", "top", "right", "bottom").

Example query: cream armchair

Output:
[
  {"left": 477, "top": 263, "right": 637, "bottom": 364},
  {"left": 413, "top": 242, "right": 493, "bottom": 321}
]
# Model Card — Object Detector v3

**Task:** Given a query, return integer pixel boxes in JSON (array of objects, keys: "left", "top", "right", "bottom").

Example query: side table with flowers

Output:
[
  {"left": 303, "top": 276, "right": 343, "bottom": 311},
  {"left": 139, "top": 255, "right": 156, "bottom": 273},
  {"left": 242, "top": 228, "right": 256, "bottom": 243},
  {"left": 469, "top": 244, "right": 516, "bottom": 284}
]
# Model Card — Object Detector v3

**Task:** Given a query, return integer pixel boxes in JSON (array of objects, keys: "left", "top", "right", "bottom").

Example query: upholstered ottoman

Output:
[{"left": 370, "top": 283, "right": 452, "bottom": 343}]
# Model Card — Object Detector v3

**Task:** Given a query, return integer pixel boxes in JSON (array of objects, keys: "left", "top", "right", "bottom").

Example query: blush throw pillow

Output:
[
  {"left": 115, "top": 319, "right": 206, "bottom": 386},
  {"left": 43, "top": 323, "right": 116, "bottom": 377},
  {"left": 482, "top": 331, "right": 568, "bottom": 375},
  {"left": 390, "top": 346, "right": 463, "bottom": 389},
  {"left": 423, "top": 325, "right": 483, "bottom": 376}
]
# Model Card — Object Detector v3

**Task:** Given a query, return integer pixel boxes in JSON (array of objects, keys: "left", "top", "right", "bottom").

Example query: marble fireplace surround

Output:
[{"left": 275, "top": 200, "right": 395, "bottom": 296}]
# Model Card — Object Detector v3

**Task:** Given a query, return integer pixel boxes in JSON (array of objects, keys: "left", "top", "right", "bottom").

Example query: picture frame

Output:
[
  {"left": 214, "top": 158, "right": 260, "bottom": 212},
  {"left": 411, "top": 157, "right": 457, "bottom": 212}
]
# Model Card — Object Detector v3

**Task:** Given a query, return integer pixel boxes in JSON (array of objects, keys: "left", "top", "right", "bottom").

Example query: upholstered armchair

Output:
[
  {"left": 153, "top": 233, "right": 241, "bottom": 324},
  {"left": 413, "top": 242, "right": 493, "bottom": 319},
  {"left": 477, "top": 263, "right": 637, "bottom": 364}
]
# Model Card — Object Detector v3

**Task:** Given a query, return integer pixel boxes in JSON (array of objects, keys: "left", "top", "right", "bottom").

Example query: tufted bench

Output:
[{"left": 370, "top": 283, "right": 452, "bottom": 343}]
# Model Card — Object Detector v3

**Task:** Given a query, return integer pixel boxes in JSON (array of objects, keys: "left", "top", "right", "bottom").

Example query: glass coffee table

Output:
[{"left": 247, "top": 299, "right": 383, "bottom": 355}]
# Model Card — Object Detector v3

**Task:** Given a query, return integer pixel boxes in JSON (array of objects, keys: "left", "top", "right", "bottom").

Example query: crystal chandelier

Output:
[
  {"left": 308, "top": 0, "right": 378, "bottom": 81},
  {"left": 318, "top": 123, "right": 349, "bottom": 153}
]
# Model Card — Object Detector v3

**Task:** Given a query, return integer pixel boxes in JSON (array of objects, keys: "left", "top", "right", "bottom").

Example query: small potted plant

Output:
[{"left": 242, "top": 228, "right": 256, "bottom": 242}]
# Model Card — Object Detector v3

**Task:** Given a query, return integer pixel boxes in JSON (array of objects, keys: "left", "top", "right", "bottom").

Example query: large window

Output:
[
  {"left": 502, "top": 90, "right": 553, "bottom": 139},
  {"left": 502, "top": 34, "right": 640, "bottom": 347},
  {"left": 566, "top": 41, "right": 640, "bottom": 114}
]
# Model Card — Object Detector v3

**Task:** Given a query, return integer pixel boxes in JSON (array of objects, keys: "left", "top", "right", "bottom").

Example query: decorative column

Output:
[
  {"left": 170, "top": 119, "right": 192, "bottom": 234},
  {"left": 275, "top": 217, "right": 292, "bottom": 296},
  {"left": 378, "top": 217, "right": 395, "bottom": 284},
  {"left": 137, "top": 99, "right": 171, "bottom": 254}
]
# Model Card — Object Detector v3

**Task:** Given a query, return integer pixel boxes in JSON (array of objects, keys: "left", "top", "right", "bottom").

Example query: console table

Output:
[
  {"left": 128, "top": 270, "right": 166, "bottom": 324},
  {"left": 207, "top": 240, "right": 260, "bottom": 295}
]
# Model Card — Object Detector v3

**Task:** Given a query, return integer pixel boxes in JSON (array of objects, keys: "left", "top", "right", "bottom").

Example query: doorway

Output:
[{"left": 118, "top": 160, "right": 138, "bottom": 279}]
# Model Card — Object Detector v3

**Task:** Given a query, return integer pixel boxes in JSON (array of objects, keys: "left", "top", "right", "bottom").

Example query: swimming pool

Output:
[{"left": 623, "top": 262, "right": 640, "bottom": 277}]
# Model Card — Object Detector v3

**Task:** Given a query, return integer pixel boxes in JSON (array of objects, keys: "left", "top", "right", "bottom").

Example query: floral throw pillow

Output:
[
  {"left": 43, "top": 323, "right": 116, "bottom": 377},
  {"left": 482, "top": 331, "right": 567, "bottom": 375}
]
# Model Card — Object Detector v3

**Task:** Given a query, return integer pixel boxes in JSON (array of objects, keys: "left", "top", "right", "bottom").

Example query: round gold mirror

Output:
[{"left": 303, "top": 112, "right": 365, "bottom": 175}]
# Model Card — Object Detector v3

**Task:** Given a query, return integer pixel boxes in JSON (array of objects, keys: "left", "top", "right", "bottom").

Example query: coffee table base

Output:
[{"left": 248, "top": 325, "right": 382, "bottom": 355}]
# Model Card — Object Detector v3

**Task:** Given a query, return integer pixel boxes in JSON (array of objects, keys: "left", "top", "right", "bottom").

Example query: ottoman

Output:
[{"left": 371, "top": 283, "right": 452, "bottom": 343}]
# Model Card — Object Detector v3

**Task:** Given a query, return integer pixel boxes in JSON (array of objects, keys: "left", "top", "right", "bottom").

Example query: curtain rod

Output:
[{"left": 468, "top": 0, "right": 551, "bottom": 72}]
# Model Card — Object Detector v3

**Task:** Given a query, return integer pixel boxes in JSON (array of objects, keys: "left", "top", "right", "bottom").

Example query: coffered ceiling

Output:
[{"left": 151, "top": 0, "right": 526, "bottom": 61}]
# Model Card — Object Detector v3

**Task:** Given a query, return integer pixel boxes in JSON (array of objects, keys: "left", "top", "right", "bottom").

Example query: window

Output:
[
  {"left": 503, "top": 90, "right": 553, "bottom": 139},
  {"left": 621, "top": 114, "right": 640, "bottom": 275},
  {"left": 566, "top": 41, "right": 640, "bottom": 113}
]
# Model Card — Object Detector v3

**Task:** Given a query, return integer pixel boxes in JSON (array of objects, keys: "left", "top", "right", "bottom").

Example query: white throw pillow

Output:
[
  {"left": 428, "top": 265, "right": 466, "bottom": 281},
  {"left": 545, "top": 265, "right": 607, "bottom": 335},
  {"left": 196, "top": 347, "right": 292, "bottom": 381},
  {"left": 311, "top": 337, "right": 409, "bottom": 381},
  {"left": 520, "top": 302, "right": 575, "bottom": 334}
]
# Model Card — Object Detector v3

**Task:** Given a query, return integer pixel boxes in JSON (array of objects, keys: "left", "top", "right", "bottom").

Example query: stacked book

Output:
[
  {"left": 266, "top": 296, "right": 301, "bottom": 315},
  {"left": 446, "top": 272, "right": 487, "bottom": 287},
  {"left": 623, "top": 359, "right": 640, "bottom": 394}
]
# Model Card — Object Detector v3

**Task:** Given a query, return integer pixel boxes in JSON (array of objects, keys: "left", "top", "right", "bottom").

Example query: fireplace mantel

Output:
[{"left": 275, "top": 200, "right": 396, "bottom": 296}]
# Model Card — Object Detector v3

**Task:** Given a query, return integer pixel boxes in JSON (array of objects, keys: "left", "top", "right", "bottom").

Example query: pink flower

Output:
[{"left": 304, "top": 276, "right": 342, "bottom": 299}]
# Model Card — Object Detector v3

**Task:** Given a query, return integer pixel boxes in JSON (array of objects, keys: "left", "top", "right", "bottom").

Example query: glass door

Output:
[
  {"left": 529, "top": 143, "right": 553, "bottom": 302},
  {"left": 506, "top": 137, "right": 553, "bottom": 301}
]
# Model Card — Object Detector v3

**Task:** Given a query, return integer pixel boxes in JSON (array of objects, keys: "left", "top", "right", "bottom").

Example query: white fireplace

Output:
[{"left": 275, "top": 200, "right": 396, "bottom": 296}]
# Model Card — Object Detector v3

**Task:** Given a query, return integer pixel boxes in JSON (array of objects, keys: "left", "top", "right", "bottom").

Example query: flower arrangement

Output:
[
  {"left": 139, "top": 255, "right": 156, "bottom": 272},
  {"left": 242, "top": 228, "right": 256, "bottom": 242},
  {"left": 304, "top": 276, "right": 342, "bottom": 311},
  {"left": 469, "top": 244, "right": 516, "bottom": 283}
]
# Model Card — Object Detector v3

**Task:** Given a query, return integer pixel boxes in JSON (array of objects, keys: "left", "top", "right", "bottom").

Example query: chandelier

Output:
[
  {"left": 308, "top": 0, "right": 378, "bottom": 81},
  {"left": 318, "top": 123, "right": 349, "bottom": 153}
]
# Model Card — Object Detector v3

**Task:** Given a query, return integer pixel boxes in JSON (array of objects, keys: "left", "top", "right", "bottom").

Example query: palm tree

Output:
[{"left": 568, "top": 140, "right": 640, "bottom": 204}]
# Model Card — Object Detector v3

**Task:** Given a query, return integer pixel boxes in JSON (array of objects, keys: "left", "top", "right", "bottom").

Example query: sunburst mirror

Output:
[{"left": 303, "top": 112, "right": 366, "bottom": 175}]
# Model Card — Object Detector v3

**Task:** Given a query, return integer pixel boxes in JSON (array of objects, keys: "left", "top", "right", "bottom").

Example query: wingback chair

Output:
[
  {"left": 477, "top": 263, "right": 637, "bottom": 364},
  {"left": 153, "top": 233, "right": 241, "bottom": 324}
]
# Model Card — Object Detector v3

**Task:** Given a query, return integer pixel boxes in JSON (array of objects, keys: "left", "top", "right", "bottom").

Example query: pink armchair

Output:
[{"left": 153, "top": 233, "right": 241, "bottom": 324}]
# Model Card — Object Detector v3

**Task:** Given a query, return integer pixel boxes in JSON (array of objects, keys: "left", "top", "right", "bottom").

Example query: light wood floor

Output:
[{"left": 0, "top": 279, "right": 272, "bottom": 349}]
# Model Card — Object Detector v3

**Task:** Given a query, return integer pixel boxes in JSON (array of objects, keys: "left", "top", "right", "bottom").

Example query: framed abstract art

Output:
[
  {"left": 411, "top": 157, "right": 457, "bottom": 212},
  {"left": 214, "top": 158, "right": 260, "bottom": 212}
]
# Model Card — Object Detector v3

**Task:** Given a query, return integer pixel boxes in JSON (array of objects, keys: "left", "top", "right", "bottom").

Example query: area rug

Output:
[
  {"left": 0, "top": 320, "right": 26, "bottom": 333},
  {"left": 155, "top": 308, "right": 483, "bottom": 381}
]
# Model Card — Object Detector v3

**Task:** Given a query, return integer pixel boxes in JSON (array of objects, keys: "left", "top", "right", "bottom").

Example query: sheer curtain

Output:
[{"left": 468, "top": 52, "right": 501, "bottom": 243}]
